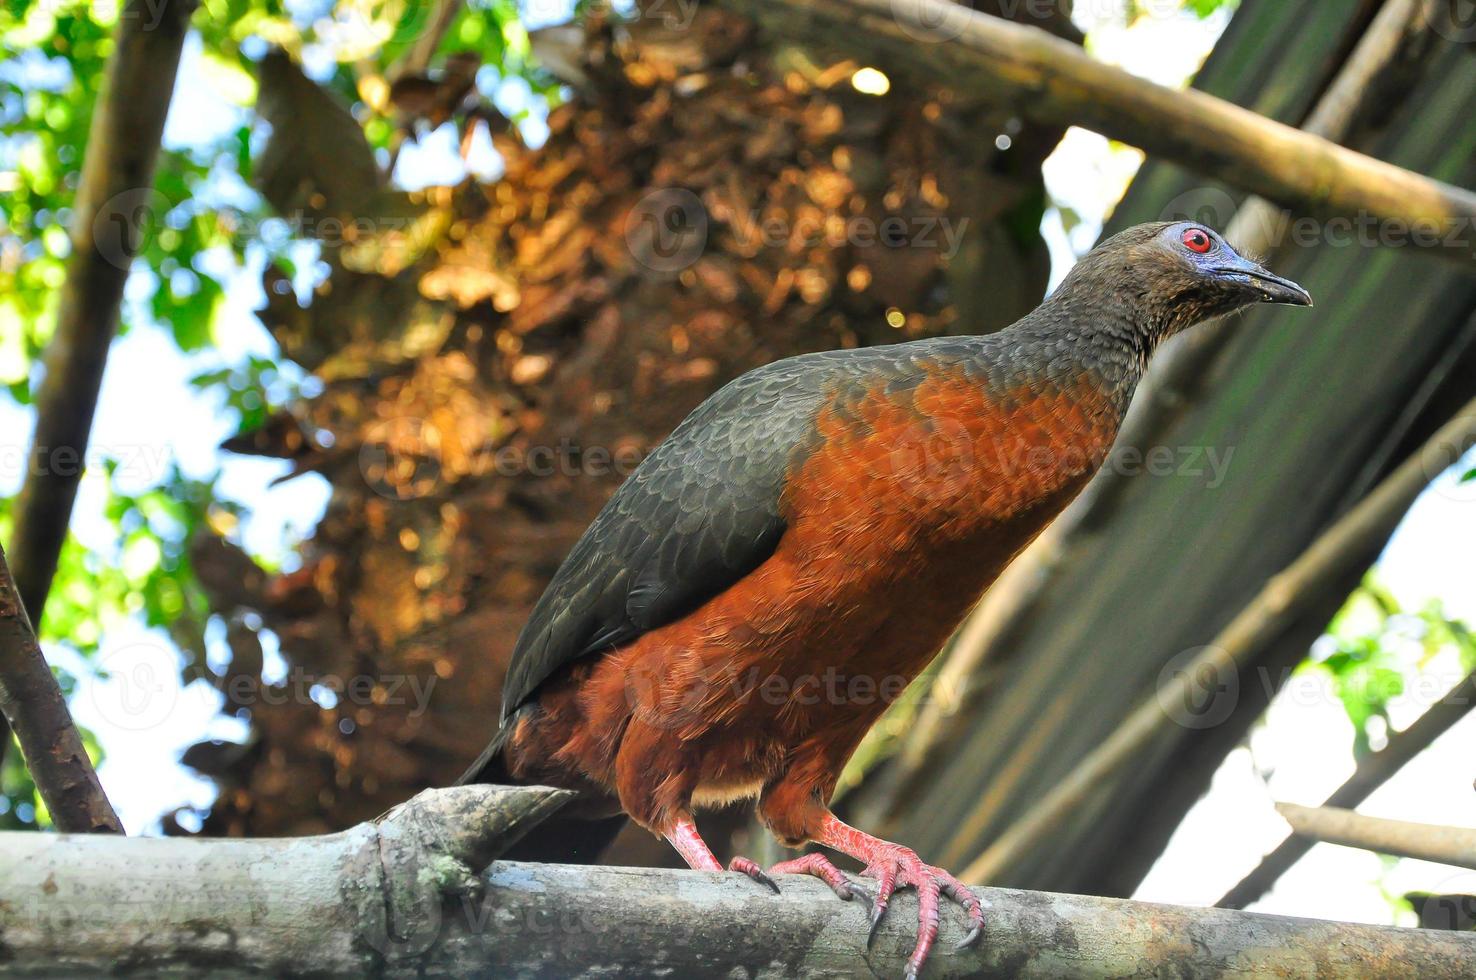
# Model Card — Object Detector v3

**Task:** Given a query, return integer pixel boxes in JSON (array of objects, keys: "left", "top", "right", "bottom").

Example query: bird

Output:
[{"left": 460, "top": 221, "right": 1311, "bottom": 977}]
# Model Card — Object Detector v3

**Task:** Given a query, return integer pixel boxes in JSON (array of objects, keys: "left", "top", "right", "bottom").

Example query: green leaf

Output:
[
  {"left": 1184, "top": 0, "right": 1238, "bottom": 18},
  {"left": 1316, "top": 580, "right": 1476, "bottom": 758}
]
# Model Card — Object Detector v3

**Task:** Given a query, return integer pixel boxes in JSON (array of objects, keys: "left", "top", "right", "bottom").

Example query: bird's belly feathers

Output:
[
  {"left": 740, "top": 369, "right": 1120, "bottom": 697},
  {"left": 506, "top": 368, "right": 1123, "bottom": 810},
  {"left": 788, "top": 366, "right": 1121, "bottom": 552}
]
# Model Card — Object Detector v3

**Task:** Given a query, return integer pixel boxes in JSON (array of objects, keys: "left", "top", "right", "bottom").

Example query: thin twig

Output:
[
  {"left": 0, "top": 543, "right": 121, "bottom": 834},
  {"left": 1276, "top": 803, "right": 1476, "bottom": 871}
]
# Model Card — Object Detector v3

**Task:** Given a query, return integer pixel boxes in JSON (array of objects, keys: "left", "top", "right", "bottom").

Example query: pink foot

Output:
[{"left": 856, "top": 842, "right": 984, "bottom": 979}]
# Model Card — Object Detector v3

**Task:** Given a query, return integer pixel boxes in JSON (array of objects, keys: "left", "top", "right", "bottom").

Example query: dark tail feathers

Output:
[
  {"left": 458, "top": 725, "right": 626, "bottom": 865},
  {"left": 456, "top": 726, "right": 515, "bottom": 787}
]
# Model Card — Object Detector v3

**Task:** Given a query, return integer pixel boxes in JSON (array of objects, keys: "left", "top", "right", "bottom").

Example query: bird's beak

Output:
[{"left": 1213, "top": 257, "right": 1313, "bottom": 307}]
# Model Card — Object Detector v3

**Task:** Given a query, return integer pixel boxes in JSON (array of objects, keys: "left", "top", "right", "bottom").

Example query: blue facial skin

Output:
[{"left": 1165, "top": 221, "right": 1314, "bottom": 307}]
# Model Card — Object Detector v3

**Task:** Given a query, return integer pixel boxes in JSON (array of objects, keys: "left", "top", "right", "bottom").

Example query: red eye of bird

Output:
[{"left": 1182, "top": 228, "right": 1213, "bottom": 253}]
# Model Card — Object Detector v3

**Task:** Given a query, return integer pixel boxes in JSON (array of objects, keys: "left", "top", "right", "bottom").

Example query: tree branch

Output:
[
  {"left": 719, "top": 0, "right": 1476, "bottom": 266},
  {"left": 7, "top": 0, "right": 193, "bottom": 625},
  {"left": 0, "top": 543, "right": 120, "bottom": 833},
  {"left": 1276, "top": 803, "right": 1476, "bottom": 871},
  {"left": 0, "top": 785, "right": 1470, "bottom": 976},
  {"left": 958, "top": 394, "right": 1476, "bottom": 884},
  {"left": 1219, "top": 669, "right": 1476, "bottom": 908}
]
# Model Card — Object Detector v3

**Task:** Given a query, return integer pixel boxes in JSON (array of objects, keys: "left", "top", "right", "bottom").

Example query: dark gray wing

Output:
[{"left": 497, "top": 352, "right": 848, "bottom": 724}]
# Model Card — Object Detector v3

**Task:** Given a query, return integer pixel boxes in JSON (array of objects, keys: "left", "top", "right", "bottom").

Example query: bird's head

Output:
[{"left": 1054, "top": 221, "right": 1312, "bottom": 344}]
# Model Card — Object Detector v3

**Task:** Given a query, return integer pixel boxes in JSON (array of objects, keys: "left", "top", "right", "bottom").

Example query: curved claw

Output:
[
  {"left": 866, "top": 900, "right": 887, "bottom": 948},
  {"left": 728, "top": 856, "right": 781, "bottom": 895},
  {"left": 941, "top": 872, "right": 986, "bottom": 951}
]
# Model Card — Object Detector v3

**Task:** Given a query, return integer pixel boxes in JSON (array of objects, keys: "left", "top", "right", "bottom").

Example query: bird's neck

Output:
[{"left": 1012, "top": 280, "right": 1173, "bottom": 412}]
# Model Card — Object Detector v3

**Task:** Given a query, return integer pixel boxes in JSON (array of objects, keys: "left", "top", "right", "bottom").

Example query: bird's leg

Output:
[
  {"left": 664, "top": 815, "right": 723, "bottom": 871},
  {"left": 665, "top": 816, "right": 782, "bottom": 893},
  {"left": 810, "top": 811, "right": 985, "bottom": 980}
]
